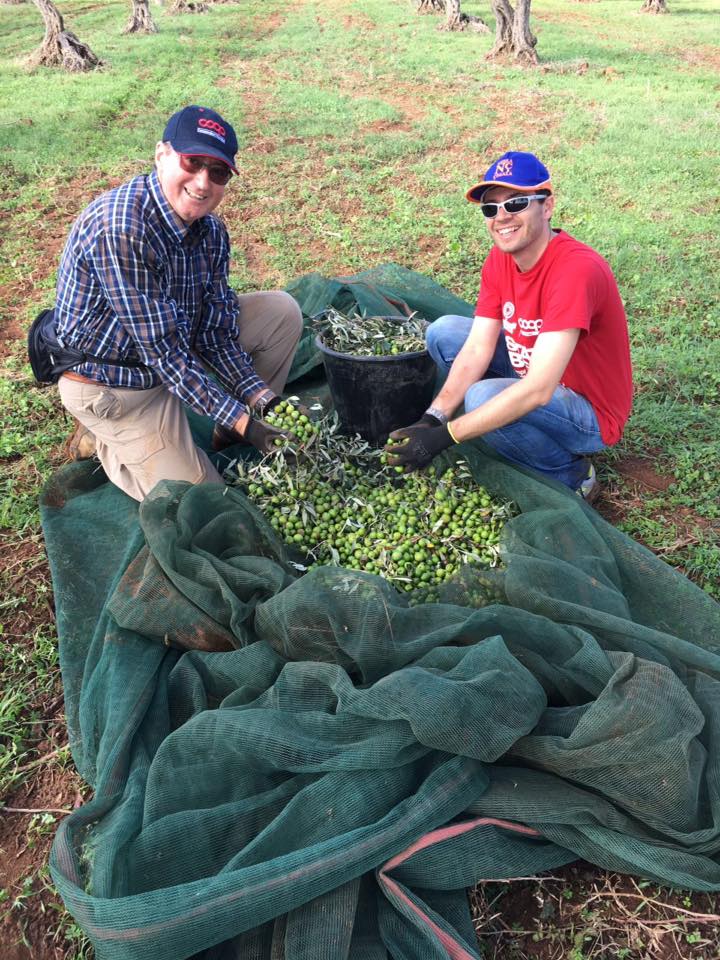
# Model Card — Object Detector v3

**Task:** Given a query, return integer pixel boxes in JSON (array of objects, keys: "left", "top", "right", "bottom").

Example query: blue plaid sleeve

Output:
[
  {"left": 91, "top": 229, "right": 249, "bottom": 429},
  {"left": 192, "top": 226, "right": 268, "bottom": 404}
]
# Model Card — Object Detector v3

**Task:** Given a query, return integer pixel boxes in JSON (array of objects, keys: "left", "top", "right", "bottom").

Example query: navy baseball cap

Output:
[
  {"left": 466, "top": 151, "right": 552, "bottom": 204},
  {"left": 162, "top": 105, "right": 238, "bottom": 173}
]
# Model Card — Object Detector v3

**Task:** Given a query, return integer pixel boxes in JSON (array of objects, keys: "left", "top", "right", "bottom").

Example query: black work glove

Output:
[
  {"left": 212, "top": 419, "right": 296, "bottom": 455},
  {"left": 293, "top": 401, "right": 313, "bottom": 420},
  {"left": 415, "top": 413, "right": 444, "bottom": 428},
  {"left": 211, "top": 423, "right": 243, "bottom": 452},
  {"left": 244, "top": 417, "right": 297, "bottom": 455},
  {"left": 384, "top": 422, "right": 455, "bottom": 471}
]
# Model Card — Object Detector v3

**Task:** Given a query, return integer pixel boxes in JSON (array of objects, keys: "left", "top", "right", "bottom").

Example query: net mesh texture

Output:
[{"left": 41, "top": 266, "right": 720, "bottom": 960}]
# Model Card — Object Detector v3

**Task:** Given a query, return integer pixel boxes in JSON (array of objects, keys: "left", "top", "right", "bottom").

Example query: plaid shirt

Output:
[{"left": 55, "top": 170, "right": 266, "bottom": 428}]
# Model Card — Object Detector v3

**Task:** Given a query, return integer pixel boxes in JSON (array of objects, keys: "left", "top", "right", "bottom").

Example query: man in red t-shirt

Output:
[{"left": 386, "top": 151, "right": 632, "bottom": 499}]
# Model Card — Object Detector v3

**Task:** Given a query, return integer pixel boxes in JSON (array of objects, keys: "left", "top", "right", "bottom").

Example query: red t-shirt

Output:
[{"left": 474, "top": 230, "right": 632, "bottom": 445}]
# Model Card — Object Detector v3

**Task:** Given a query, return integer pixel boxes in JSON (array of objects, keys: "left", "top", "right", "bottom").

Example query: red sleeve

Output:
[
  {"left": 474, "top": 248, "right": 503, "bottom": 319},
  {"left": 540, "top": 252, "right": 607, "bottom": 335}
]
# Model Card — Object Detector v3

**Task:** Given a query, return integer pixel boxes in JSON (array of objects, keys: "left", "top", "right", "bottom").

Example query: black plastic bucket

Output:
[{"left": 315, "top": 326, "right": 436, "bottom": 443}]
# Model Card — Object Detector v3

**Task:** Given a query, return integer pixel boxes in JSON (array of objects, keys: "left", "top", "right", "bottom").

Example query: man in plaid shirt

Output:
[{"left": 55, "top": 105, "right": 303, "bottom": 501}]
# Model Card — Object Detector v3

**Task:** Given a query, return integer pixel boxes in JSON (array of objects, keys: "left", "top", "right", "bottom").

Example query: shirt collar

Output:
[{"left": 147, "top": 170, "right": 209, "bottom": 247}]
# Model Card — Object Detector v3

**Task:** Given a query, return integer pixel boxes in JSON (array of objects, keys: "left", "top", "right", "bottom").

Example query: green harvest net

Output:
[{"left": 42, "top": 266, "right": 720, "bottom": 960}]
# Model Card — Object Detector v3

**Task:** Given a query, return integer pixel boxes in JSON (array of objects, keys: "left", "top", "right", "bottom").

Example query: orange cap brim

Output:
[{"left": 466, "top": 179, "right": 552, "bottom": 204}]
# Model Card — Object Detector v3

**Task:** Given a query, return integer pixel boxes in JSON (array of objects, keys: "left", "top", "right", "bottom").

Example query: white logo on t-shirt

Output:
[
  {"left": 506, "top": 336, "right": 531, "bottom": 373},
  {"left": 518, "top": 316, "right": 543, "bottom": 336}
]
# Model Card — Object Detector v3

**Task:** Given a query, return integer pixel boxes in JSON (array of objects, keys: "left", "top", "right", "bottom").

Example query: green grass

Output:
[{"left": 1, "top": 0, "right": 719, "bottom": 955}]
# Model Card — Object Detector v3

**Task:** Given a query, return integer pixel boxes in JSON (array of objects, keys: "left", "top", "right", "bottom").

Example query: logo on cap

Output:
[
  {"left": 495, "top": 158, "right": 513, "bottom": 178},
  {"left": 197, "top": 117, "right": 226, "bottom": 143}
]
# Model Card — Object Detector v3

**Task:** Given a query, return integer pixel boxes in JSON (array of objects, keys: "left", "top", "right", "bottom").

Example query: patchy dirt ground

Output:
[
  {"left": 0, "top": 768, "right": 87, "bottom": 960},
  {"left": 0, "top": 523, "right": 90, "bottom": 959},
  {"left": 471, "top": 864, "right": 720, "bottom": 959}
]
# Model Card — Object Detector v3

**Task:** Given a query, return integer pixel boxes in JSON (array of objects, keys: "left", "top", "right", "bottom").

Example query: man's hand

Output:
[
  {"left": 211, "top": 417, "right": 297, "bottom": 455},
  {"left": 244, "top": 417, "right": 297, "bottom": 455},
  {"left": 211, "top": 423, "right": 243, "bottom": 452},
  {"left": 414, "top": 412, "right": 445, "bottom": 429},
  {"left": 251, "top": 389, "right": 280, "bottom": 417},
  {"left": 251, "top": 390, "right": 312, "bottom": 421},
  {"left": 384, "top": 422, "right": 455, "bottom": 471}
]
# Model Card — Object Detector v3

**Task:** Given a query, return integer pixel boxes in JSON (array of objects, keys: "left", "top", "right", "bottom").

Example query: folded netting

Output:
[{"left": 41, "top": 432, "right": 720, "bottom": 960}]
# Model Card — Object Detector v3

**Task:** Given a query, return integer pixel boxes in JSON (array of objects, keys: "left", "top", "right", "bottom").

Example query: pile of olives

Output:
[{"left": 235, "top": 416, "right": 515, "bottom": 604}]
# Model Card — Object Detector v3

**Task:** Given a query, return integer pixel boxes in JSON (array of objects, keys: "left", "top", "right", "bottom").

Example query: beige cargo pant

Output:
[{"left": 58, "top": 290, "right": 303, "bottom": 502}]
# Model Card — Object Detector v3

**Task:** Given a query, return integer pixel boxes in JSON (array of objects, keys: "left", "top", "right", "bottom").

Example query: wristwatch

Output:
[
  {"left": 253, "top": 389, "right": 279, "bottom": 417},
  {"left": 425, "top": 405, "right": 449, "bottom": 425}
]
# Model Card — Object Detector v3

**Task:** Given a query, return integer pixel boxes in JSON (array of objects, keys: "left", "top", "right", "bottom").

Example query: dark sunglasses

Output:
[
  {"left": 480, "top": 194, "right": 547, "bottom": 219},
  {"left": 178, "top": 154, "right": 233, "bottom": 186}
]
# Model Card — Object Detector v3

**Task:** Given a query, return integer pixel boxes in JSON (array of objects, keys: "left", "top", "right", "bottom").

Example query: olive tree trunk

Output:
[
  {"left": 443, "top": 0, "right": 489, "bottom": 32},
  {"left": 488, "top": 0, "right": 538, "bottom": 64},
  {"left": 640, "top": 0, "right": 668, "bottom": 11},
  {"left": 166, "top": 0, "right": 208, "bottom": 13},
  {"left": 123, "top": 0, "right": 157, "bottom": 32},
  {"left": 29, "top": 0, "right": 102, "bottom": 70},
  {"left": 414, "top": 0, "right": 489, "bottom": 32}
]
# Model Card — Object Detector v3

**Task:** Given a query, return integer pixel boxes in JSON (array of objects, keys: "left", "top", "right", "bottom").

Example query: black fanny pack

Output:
[{"left": 28, "top": 308, "right": 144, "bottom": 384}]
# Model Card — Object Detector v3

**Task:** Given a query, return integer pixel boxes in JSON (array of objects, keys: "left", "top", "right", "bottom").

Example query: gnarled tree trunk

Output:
[
  {"left": 123, "top": 0, "right": 157, "bottom": 32},
  {"left": 487, "top": 0, "right": 537, "bottom": 64},
  {"left": 510, "top": 0, "right": 537, "bottom": 61},
  {"left": 29, "top": 0, "right": 102, "bottom": 70},
  {"left": 414, "top": 0, "right": 489, "bottom": 32},
  {"left": 166, "top": 0, "right": 208, "bottom": 13},
  {"left": 488, "top": 0, "right": 514, "bottom": 53},
  {"left": 443, "top": 0, "right": 489, "bottom": 32},
  {"left": 640, "top": 0, "right": 668, "bottom": 11}
]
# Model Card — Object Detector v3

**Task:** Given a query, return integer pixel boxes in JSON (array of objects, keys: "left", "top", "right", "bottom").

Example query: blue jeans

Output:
[{"left": 426, "top": 315, "right": 605, "bottom": 490}]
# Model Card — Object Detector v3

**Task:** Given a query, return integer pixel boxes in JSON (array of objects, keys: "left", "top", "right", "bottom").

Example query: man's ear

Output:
[
  {"left": 154, "top": 141, "right": 169, "bottom": 168},
  {"left": 543, "top": 193, "right": 556, "bottom": 221}
]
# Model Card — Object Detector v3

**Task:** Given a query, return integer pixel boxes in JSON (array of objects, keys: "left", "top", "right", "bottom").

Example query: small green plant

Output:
[{"left": 26, "top": 812, "right": 58, "bottom": 850}]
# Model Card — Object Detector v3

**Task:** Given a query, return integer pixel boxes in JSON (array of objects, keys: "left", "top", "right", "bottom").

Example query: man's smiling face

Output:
[
  {"left": 483, "top": 186, "right": 555, "bottom": 270},
  {"left": 155, "top": 143, "right": 226, "bottom": 225}
]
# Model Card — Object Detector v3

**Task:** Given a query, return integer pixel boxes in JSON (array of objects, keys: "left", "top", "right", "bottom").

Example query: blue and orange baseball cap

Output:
[
  {"left": 466, "top": 151, "right": 552, "bottom": 204},
  {"left": 163, "top": 105, "right": 239, "bottom": 173}
]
